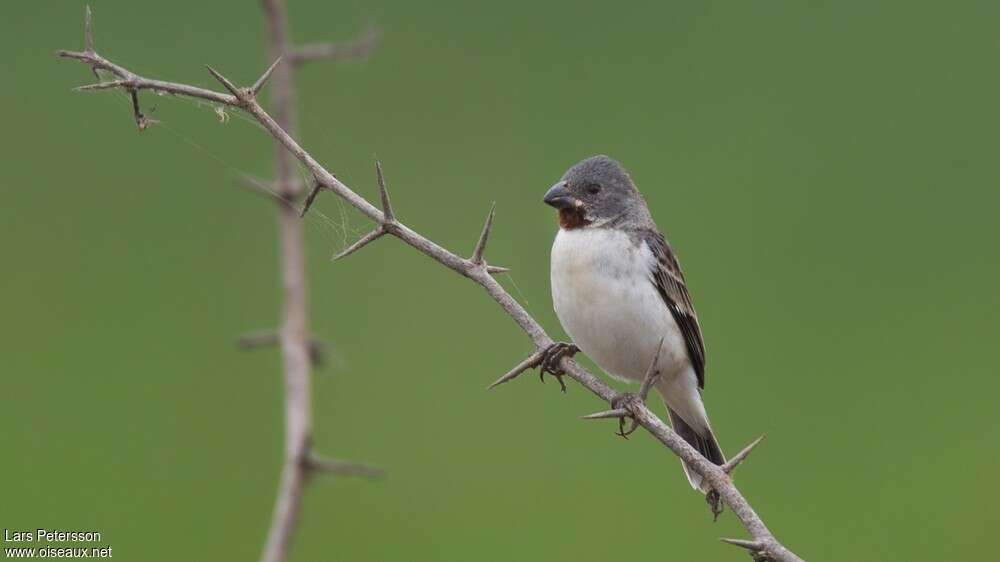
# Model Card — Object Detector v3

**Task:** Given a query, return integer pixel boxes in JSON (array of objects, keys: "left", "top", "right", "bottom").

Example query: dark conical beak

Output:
[{"left": 543, "top": 181, "right": 576, "bottom": 209}]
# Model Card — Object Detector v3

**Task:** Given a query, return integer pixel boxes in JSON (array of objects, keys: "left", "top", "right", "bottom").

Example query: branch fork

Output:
[
  {"left": 329, "top": 160, "right": 397, "bottom": 260},
  {"left": 205, "top": 57, "right": 281, "bottom": 108}
]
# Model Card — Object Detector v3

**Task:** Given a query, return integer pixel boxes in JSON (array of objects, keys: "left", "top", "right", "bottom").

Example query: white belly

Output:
[{"left": 550, "top": 228, "right": 689, "bottom": 383}]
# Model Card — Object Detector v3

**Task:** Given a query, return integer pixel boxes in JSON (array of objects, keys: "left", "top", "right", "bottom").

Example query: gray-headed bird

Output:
[{"left": 543, "top": 155, "right": 724, "bottom": 490}]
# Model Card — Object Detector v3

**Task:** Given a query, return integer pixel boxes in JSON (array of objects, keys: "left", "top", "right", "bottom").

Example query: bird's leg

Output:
[
  {"left": 609, "top": 392, "right": 642, "bottom": 439},
  {"left": 538, "top": 342, "right": 579, "bottom": 392}
]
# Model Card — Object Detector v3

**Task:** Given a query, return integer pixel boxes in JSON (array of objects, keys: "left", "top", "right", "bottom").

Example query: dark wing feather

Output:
[{"left": 641, "top": 230, "right": 707, "bottom": 388}]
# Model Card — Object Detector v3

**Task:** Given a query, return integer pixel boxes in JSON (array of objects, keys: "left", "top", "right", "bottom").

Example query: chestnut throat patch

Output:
[{"left": 558, "top": 207, "right": 590, "bottom": 230}]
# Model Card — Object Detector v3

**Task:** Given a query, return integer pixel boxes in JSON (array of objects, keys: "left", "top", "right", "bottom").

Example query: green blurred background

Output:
[{"left": 3, "top": 1, "right": 998, "bottom": 560}]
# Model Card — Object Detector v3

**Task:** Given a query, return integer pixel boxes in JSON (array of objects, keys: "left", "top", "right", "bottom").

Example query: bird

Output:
[{"left": 543, "top": 154, "right": 725, "bottom": 490}]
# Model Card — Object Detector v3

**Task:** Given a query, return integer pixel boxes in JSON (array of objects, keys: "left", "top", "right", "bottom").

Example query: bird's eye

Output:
[{"left": 586, "top": 184, "right": 601, "bottom": 195}]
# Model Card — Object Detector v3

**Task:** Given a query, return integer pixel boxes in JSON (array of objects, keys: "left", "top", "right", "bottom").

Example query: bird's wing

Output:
[{"left": 641, "top": 229, "right": 707, "bottom": 388}]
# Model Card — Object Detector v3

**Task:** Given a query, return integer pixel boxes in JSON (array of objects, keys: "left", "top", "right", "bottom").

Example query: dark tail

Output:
[{"left": 667, "top": 407, "right": 725, "bottom": 491}]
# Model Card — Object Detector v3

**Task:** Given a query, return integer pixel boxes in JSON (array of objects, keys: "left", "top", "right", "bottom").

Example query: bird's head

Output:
[{"left": 543, "top": 155, "right": 648, "bottom": 229}]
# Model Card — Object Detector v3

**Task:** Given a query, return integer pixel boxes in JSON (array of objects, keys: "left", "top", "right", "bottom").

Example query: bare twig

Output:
[
  {"left": 58, "top": 9, "right": 801, "bottom": 561},
  {"left": 59, "top": 47, "right": 237, "bottom": 105}
]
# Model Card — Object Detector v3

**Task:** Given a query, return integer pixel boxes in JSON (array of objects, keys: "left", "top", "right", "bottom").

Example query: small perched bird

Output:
[{"left": 543, "top": 155, "right": 724, "bottom": 490}]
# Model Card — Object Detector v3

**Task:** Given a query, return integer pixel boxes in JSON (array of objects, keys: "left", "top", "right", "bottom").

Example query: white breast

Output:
[{"left": 550, "top": 228, "right": 690, "bottom": 383}]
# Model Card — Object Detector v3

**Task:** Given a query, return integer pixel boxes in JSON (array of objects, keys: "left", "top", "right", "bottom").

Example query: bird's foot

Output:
[
  {"left": 538, "top": 342, "right": 579, "bottom": 392},
  {"left": 609, "top": 392, "right": 643, "bottom": 439},
  {"left": 706, "top": 489, "right": 724, "bottom": 521}
]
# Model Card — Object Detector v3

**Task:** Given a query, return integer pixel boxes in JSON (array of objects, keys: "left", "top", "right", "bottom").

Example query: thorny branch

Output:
[
  {"left": 64, "top": 5, "right": 383, "bottom": 562},
  {"left": 58, "top": 7, "right": 803, "bottom": 561},
  {"left": 257, "top": 2, "right": 383, "bottom": 562}
]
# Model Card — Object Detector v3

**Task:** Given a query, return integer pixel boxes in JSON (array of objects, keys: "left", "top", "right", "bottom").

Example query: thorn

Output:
[
  {"left": 487, "top": 351, "right": 544, "bottom": 390},
  {"left": 486, "top": 265, "right": 510, "bottom": 275},
  {"left": 722, "top": 434, "right": 767, "bottom": 474},
  {"left": 251, "top": 57, "right": 282, "bottom": 96},
  {"left": 304, "top": 453, "right": 384, "bottom": 479},
  {"left": 580, "top": 408, "right": 628, "bottom": 420},
  {"left": 375, "top": 160, "right": 395, "bottom": 223},
  {"left": 720, "top": 538, "right": 763, "bottom": 552},
  {"left": 205, "top": 65, "right": 241, "bottom": 98},
  {"left": 74, "top": 80, "right": 126, "bottom": 92},
  {"left": 300, "top": 180, "right": 325, "bottom": 217},
  {"left": 55, "top": 49, "right": 89, "bottom": 61},
  {"left": 637, "top": 336, "right": 666, "bottom": 400},
  {"left": 470, "top": 202, "right": 496, "bottom": 265},
  {"left": 332, "top": 228, "right": 385, "bottom": 261},
  {"left": 84, "top": 5, "right": 94, "bottom": 52}
]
